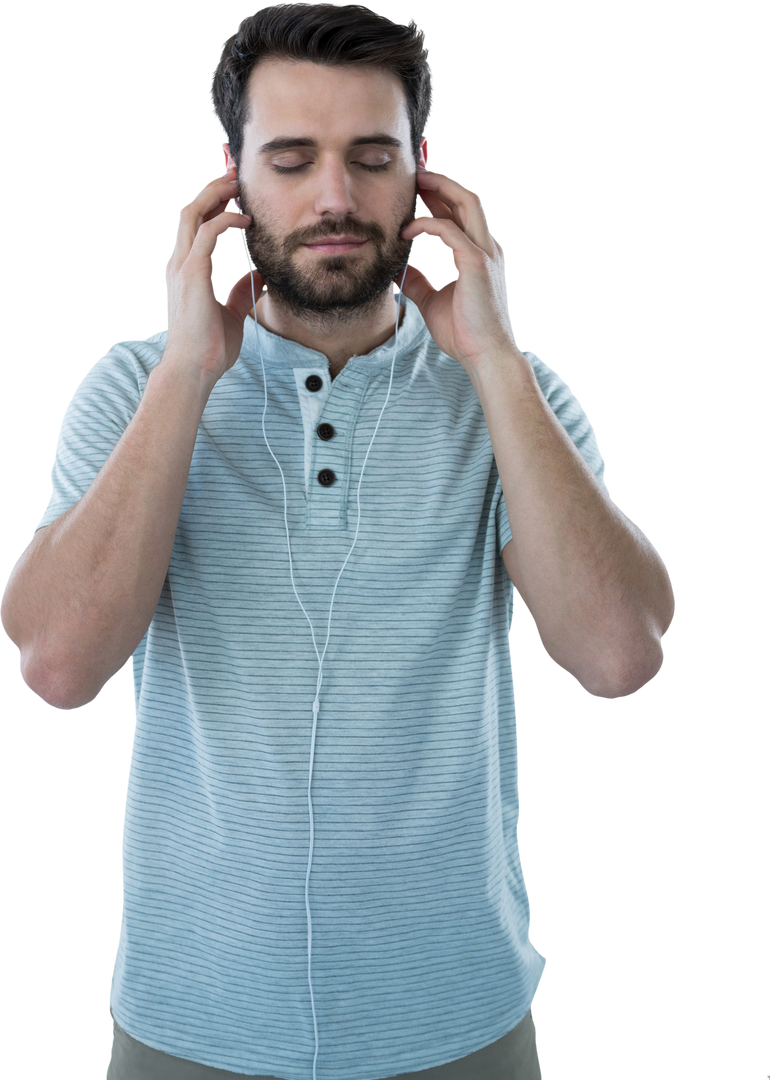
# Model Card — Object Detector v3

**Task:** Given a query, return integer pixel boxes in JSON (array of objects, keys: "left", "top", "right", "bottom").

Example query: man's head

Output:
[
  {"left": 220, "top": 59, "right": 427, "bottom": 328},
  {"left": 212, "top": 4, "right": 431, "bottom": 328}
]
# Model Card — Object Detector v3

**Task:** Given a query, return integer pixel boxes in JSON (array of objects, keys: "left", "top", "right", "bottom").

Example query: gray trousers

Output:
[{"left": 107, "top": 1009, "right": 541, "bottom": 1080}]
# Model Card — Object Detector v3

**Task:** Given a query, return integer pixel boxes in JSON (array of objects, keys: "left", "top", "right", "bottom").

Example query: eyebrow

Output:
[{"left": 258, "top": 134, "right": 403, "bottom": 154}]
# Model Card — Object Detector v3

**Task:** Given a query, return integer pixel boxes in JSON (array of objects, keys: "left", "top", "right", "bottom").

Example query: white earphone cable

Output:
[{"left": 241, "top": 228, "right": 407, "bottom": 1080}]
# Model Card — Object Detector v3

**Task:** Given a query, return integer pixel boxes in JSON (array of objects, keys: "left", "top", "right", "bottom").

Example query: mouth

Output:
[{"left": 304, "top": 237, "right": 369, "bottom": 254}]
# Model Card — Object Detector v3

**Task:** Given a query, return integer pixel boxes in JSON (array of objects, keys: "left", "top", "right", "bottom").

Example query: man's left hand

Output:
[{"left": 397, "top": 170, "right": 519, "bottom": 373}]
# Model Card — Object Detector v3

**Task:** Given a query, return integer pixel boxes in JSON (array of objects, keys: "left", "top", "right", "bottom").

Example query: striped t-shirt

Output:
[{"left": 38, "top": 295, "right": 605, "bottom": 1080}]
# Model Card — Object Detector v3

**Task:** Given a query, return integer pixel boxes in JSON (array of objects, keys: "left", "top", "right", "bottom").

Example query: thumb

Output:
[
  {"left": 393, "top": 262, "right": 429, "bottom": 306},
  {"left": 226, "top": 269, "right": 266, "bottom": 322},
  {"left": 397, "top": 259, "right": 414, "bottom": 298}
]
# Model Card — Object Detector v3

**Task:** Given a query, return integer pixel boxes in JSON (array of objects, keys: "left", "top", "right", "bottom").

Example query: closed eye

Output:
[{"left": 271, "top": 162, "right": 390, "bottom": 174}]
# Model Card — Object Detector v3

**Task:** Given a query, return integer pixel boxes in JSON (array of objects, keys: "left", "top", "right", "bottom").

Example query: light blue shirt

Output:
[{"left": 39, "top": 296, "right": 605, "bottom": 1080}]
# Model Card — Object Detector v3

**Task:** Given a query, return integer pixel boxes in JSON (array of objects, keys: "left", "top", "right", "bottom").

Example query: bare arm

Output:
[
  {"left": 1, "top": 168, "right": 262, "bottom": 708},
  {"left": 3, "top": 364, "right": 214, "bottom": 707}
]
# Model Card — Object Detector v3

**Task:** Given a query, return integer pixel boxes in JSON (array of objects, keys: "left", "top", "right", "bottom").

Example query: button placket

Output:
[{"left": 306, "top": 369, "right": 369, "bottom": 530}]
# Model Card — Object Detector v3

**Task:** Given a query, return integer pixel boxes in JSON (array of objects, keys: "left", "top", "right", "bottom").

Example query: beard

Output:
[{"left": 235, "top": 179, "right": 421, "bottom": 334}]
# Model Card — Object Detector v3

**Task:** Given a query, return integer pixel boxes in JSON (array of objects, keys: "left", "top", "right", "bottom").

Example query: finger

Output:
[
  {"left": 191, "top": 208, "right": 250, "bottom": 265},
  {"left": 223, "top": 268, "right": 265, "bottom": 319},
  {"left": 414, "top": 172, "right": 492, "bottom": 257},
  {"left": 401, "top": 212, "right": 468, "bottom": 252},
  {"left": 395, "top": 263, "right": 437, "bottom": 313},
  {"left": 171, "top": 175, "right": 242, "bottom": 267},
  {"left": 164, "top": 205, "right": 249, "bottom": 282},
  {"left": 416, "top": 185, "right": 453, "bottom": 221}
]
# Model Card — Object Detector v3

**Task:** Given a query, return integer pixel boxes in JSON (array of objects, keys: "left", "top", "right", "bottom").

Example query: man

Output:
[{"left": 2, "top": 5, "right": 674, "bottom": 1079}]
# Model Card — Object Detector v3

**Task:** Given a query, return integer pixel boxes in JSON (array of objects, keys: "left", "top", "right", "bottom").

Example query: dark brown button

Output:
[
  {"left": 317, "top": 423, "right": 335, "bottom": 441},
  {"left": 305, "top": 374, "right": 323, "bottom": 392},
  {"left": 317, "top": 469, "right": 336, "bottom": 487}
]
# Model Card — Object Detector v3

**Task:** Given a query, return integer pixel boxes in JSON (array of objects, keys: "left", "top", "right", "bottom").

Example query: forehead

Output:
[{"left": 243, "top": 59, "right": 410, "bottom": 144}]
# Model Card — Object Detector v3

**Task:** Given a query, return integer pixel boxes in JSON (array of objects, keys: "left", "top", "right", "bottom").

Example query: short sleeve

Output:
[
  {"left": 36, "top": 334, "right": 166, "bottom": 532},
  {"left": 494, "top": 349, "right": 609, "bottom": 557}
]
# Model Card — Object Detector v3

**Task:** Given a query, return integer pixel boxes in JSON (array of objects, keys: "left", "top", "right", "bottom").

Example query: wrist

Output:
[{"left": 153, "top": 350, "right": 220, "bottom": 402}]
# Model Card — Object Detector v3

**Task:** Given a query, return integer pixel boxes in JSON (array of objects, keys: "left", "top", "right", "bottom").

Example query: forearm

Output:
[
  {"left": 471, "top": 349, "right": 674, "bottom": 696},
  {"left": 2, "top": 357, "right": 215, "bottom": 708}
]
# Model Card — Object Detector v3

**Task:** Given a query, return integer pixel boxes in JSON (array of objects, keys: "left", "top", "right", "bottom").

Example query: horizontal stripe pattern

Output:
[{"left": 39, "top": 297, "right": 604, "bottom": 1080}]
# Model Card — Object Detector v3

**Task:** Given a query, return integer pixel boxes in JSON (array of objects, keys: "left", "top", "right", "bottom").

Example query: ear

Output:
[
  {"left": 219, "top": 139, "right": 234, "bottom": 172},
  {"left": 416, "top": 136, "right": 429, "bottom": 169}
]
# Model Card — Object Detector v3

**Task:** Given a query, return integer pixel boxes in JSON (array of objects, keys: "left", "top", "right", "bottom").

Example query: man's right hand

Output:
[{"left": 164, "top": 167, "right": 264, "bottom": 385}]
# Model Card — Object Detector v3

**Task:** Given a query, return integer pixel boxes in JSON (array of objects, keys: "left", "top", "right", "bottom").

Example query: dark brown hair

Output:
[{"left": 212, "top": 4, "right": 431, "bottom": 168}]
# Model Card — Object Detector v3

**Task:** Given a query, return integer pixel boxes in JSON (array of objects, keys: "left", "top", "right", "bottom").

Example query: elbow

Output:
[
  {"left": 579, "top": 636, "right": 665, "bottom": 699},
  {"left": 20, "top": 649, "right": 101, "bottom": 710}
]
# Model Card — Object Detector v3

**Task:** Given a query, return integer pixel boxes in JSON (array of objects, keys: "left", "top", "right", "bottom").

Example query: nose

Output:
[{"left": 312, "top": 156, "right": 359, "bottom": 220}]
